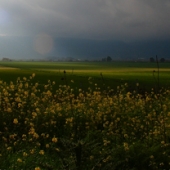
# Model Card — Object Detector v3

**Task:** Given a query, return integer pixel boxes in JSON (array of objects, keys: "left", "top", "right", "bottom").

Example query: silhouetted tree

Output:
[
  {"left": 102, "top": 58, "right": 106, "bottom": 62},
  {"left": 150, "top": 57, "right": 155, "bottom": 62},
  {"left": 107, "top": 56, "right": 112, "bottom": 62},
  {"left": 160, "top": 58, "right": 165, "bottom": 62}
]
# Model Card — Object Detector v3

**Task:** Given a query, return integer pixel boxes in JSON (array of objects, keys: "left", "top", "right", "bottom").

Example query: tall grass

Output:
[{"left": 0, "top": 73, "right": 170, "bottom": 169}]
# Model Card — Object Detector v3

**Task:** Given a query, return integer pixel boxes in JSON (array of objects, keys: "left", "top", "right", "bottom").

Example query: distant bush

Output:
[
  {"left": 160, "top": 58, "right": 165, "bottom": 62},
  {"left": 150, "top": 57, "right": 155, "bottom": 62}
]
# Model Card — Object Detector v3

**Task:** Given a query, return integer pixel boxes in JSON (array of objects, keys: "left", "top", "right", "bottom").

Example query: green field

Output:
[
  {"left": 1, "top": 61, "right": 170, "bottom": 169},
  {"left": 0, "top": 61, "right": 170, "bottom": 92}
]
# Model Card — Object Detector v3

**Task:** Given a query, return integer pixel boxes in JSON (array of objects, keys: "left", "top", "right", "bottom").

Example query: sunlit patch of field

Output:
[
  {"left": 0, "top": 66, "right": 18, "bottom": 69},
  {"left": 30, "top": 67, "right": 170, "bottom": 74}
]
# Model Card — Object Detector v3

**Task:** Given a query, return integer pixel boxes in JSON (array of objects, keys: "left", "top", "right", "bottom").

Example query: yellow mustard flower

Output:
[
  {"left": 46, "top": 144, "right": 50, "bottom": 148},
  {"left": 7, "top": 147, "right": 12, "bottom": 151},
  {"left": 31, "top": 73, "right": 35, "bottom": 77},
  {"left": 23, "top": 152, "right": 28, "bottom": 157},
  {"left": 13, "top": 118, "right": 18, "bottom": 124},
  {"left": 39, "top": 150, "right": 45, "bottom": 155},
  {"left": 30, "top": 149, "right": 35, "bottom": 154},
  {"left": 52, "top": 137, "right": 58, "bottom": 143},
  {"left": 17, "top": 158, "right": 22, "bottom": 163}
]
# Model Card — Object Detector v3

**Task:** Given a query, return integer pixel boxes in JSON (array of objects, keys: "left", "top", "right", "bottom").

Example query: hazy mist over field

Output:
[{"left": 0, "top": 0, "right": 170, "bottom": 60}]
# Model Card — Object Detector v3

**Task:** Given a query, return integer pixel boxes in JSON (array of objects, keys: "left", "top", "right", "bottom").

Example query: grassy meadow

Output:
[
  {"left": 0, "top": 61, "right": 170, "bottom": 92},
  {"left": 1, "top": 61, "right": 170, "bottom": 169}
]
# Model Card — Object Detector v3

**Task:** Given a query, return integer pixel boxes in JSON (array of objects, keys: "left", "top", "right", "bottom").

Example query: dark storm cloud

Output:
[{"left": 1, "top": 0, "right": 170, "bottom": 40}]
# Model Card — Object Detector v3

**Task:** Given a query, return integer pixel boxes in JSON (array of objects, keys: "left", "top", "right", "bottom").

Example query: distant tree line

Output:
[
  {"left": 102, "top": 56, "right": 112, "bottom": 62},
  {"left": 150, "top": 57, "right": 165, "bottom": 63}
]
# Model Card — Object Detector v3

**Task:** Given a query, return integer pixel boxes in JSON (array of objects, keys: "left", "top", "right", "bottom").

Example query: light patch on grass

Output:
[{"left": 0, "top": 66, "right": 18, "bottom": 70}]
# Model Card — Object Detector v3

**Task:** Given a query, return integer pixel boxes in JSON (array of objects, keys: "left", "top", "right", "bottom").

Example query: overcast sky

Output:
[{"left": 0, "top": 0, "right": 170, "bottom": 59}]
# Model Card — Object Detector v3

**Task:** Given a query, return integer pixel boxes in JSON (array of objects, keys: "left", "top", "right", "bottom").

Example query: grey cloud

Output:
[{"left": 1, "top": 0, "right": 170, "bottom": 40}]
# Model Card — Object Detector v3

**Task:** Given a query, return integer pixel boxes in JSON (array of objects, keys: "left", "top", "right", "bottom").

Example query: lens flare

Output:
[{"left": 34, "top": 33, "right": 53, "bottom": 55}]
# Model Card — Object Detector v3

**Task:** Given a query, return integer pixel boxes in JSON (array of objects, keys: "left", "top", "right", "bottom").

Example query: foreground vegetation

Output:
[{"left": 1, "top": 72, "right": 170, "bottom": 169}]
